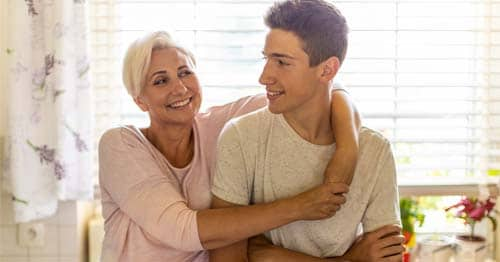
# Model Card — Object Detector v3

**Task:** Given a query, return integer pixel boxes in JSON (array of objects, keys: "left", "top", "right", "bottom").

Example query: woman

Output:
[{"left": 98, "top": 31, "right": 360, "bottom": 261}]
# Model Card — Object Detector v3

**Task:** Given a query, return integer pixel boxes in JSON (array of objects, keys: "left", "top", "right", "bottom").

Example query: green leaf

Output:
[
  {"left": 399, "top": 197, "right": 425, "bottom": 234},
  {"left": 487, "top": 215, "right": 497, "bottom": 231}
]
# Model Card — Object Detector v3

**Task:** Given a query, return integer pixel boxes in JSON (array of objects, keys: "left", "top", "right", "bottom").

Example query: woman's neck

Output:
[{"left": 144, "top": 122, "right": 194, "bottom": 168}]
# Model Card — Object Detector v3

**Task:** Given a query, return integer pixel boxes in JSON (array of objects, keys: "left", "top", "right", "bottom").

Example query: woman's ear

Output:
[
  {"left": 134, "top": 96, "right": 149, "bottom": 112},
  {"left": 319, "top": 56, "right": 340, "bottom": 84}
]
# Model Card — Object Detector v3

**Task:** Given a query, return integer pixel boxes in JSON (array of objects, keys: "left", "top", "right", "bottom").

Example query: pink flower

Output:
[
  {"left": 485, "top": 198, "right": 496, "bottom": 212},
  {"left": 446, "top": 196, "right": 497, "bottom": 238},
  {"left": 446, "top": 198, "right": 475, "bottom": 213},
  {"left": 469, "top": 206, "right": 486, "bottom": 221}
]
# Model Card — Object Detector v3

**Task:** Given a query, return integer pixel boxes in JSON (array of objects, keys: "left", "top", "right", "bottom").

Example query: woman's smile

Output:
[{"left": 167, "top": 97, "right": 192, "bottom": 109}]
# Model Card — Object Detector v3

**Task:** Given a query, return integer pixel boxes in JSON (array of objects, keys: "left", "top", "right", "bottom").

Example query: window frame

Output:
[{"left": 88, "top": 0, "right": 500, "bottom": 197}]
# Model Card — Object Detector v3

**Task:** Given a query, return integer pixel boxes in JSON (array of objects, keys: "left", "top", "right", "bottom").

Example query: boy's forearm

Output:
[{"left": 249, "top": 241, "right": 340, "bottom": 262}]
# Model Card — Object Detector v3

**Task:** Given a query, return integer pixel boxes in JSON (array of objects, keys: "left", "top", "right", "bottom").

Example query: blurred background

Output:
[{"left": 1, "top": 0, "right": 500, "bottom": 261}]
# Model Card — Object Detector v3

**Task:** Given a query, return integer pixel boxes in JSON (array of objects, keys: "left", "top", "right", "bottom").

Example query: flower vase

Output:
[
  {"left": 454, "top": 235, "right": 487, "bottom": 262},
  {"left": 417, "top": 235, "right": 454, "bottom": 262}
]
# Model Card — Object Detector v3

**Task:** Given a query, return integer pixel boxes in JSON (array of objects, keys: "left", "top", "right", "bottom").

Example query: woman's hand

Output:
[{"left": 285, "top": 182, "right": 349, "bottom": 220}]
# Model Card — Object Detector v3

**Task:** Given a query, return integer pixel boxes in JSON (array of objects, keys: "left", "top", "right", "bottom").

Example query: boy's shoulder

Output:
[
  {"left": 226, "top": 107, "right": 273, "bottom": 131},
  {"left": 219, "top": 107, "right": 275, "bottom": 143},
  {"left": 359, "top": 127, "right": 391, "bottom": 146},
  {"left": 358, "top": 127, "right": 393, "bottom": 163}
]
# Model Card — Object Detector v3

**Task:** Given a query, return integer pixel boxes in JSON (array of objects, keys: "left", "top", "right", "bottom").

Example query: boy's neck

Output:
[{"left": 282, "top": 87, "right": 334, "bottom": 145}]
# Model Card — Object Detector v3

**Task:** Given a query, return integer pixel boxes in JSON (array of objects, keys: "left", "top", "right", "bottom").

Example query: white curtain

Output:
[{"left": 2, "top": 0, "right": 93, "bottom": 223}]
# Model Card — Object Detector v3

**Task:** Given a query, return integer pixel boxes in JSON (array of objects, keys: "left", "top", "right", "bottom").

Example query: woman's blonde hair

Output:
[{"left": 122, "top": 31, "right": 196, "bottom": 97}]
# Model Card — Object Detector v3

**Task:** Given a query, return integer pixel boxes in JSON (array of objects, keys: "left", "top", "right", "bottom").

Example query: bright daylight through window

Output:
[{"left": 89, "top": 0, "right": 500, "bottom": 189}]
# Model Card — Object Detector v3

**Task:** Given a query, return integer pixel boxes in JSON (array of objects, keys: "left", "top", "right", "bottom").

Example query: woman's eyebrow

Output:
[{"left": 149, "top": 70, "right": 167, "bottom": 79}]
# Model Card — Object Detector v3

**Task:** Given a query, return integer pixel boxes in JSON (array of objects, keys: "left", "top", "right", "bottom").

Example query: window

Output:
[{"left": 89, "top": 0, "right": 500, "bottom": 192}]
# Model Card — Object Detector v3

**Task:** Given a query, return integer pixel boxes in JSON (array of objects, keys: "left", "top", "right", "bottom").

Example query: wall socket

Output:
[{"left": 18, "top": 222, "right": 45, "bottom": 247}]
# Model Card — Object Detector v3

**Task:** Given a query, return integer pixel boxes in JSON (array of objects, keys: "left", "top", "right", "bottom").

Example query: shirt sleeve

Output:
[
  {"left": 98, "top": 128, "right": 203, "bottom": 251},
  {"left": 362, "top": 142, "right": 402, "bottom": 232},
  {"left": 211, "top": 122, "right": 253, "bottom": 205}
]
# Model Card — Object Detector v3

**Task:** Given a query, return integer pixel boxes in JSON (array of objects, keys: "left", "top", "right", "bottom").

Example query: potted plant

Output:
[
  {"left": 445, "top": 196, "right": 497, "bottom": 262},
  {"left": 400, "top": 197, "right": 425, "bottom": 247},
  {"left": 400, "top": 197, "right": 425, "bottom": 261}
]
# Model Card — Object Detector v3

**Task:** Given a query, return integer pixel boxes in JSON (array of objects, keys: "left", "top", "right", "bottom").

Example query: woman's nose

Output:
[{"left": 172, "top": 78, "right": 188, "bottom": 94}]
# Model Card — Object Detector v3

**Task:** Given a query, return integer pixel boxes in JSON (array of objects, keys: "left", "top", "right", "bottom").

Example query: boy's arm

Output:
[
  {"left": 248, "top": 225, "right": 404, "bottom": 262},
  {"left": 248, "top": 235, "right": 336, "bottom": 262},
  {"left": 324, "top": 89, "right": 362, "bottom": 185}
]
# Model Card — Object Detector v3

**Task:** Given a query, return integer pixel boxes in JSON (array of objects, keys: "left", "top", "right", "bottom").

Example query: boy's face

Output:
[{"left": 259, "top": 29, "right": 324, "bottom": 115}]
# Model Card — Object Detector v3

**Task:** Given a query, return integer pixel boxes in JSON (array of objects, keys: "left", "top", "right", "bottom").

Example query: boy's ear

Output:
[
  {"left": 134, "top": 96, "right": 149, "bottom": 112},
  {"left": 318, "top": 56, "right": 340, "bottom": 83}
]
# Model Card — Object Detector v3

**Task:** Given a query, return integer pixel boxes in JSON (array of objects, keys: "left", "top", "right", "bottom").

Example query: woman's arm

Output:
[
  {"left": 207, "top": 121, "right": 350, "bottom": 260},
  {"left": 99, "top": 128, "right": 204, "bottom": 251},
  {"left": 201, "top": 182, "right": 348, "bottom": 250},
  {"left": 204, "top": 94, "right": 267, "bottom": 126},
  {"left": 207, "top": 192, "right": 346, "bottom": 262},
  {"left": 211, "top": 89, "right": 361, "bottom": 186},
  {"left": 212, "top": 89, "right": 361, "bottom": 184},
  {"left": 99, "top": 128, "right": 347, "bottom": 253},
  {"left": 324, "top": 89, "right": 362, "bottom": 185}
]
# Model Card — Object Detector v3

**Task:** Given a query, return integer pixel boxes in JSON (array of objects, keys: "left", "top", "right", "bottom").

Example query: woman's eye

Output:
[{"left": 153, "top": 77, "right": 168, "bottom": 85}]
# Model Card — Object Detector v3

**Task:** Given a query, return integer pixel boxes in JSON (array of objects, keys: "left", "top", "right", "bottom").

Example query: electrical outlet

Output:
[{"left": 18, "top": 222, "right": 45, "bottom": 247}]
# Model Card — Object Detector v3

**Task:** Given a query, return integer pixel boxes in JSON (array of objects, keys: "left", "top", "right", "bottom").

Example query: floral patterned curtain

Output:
[{"left": 3, "top": 0, "right": 93, "bottom": 223}]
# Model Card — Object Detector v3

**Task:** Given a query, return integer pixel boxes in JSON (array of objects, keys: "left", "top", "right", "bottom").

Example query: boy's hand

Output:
[{"left": 342, "top": 224, "right": 405, "bottom": 262}]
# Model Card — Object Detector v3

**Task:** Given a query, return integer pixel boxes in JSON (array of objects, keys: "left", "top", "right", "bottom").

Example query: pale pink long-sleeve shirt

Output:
[{"left": 98, "top": 95, "right": 266, "bottom": 262}]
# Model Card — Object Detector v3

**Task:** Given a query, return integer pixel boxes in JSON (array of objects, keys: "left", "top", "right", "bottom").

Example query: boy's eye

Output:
[
  {"left": 179, "top": 69, "right": 193, "bottom": 77},
  {"left": 277, "top": 59, "right": 290, "bottom": 66}
]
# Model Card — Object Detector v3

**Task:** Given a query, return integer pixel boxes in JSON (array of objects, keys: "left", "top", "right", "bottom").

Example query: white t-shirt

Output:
[{"left": 212, "top": 108, "right": 401, "bottom": 258}]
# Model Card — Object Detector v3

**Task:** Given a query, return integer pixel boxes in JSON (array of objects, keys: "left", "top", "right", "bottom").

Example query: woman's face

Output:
[{"left": 135, "top": 48, "right": 202, "bottom": 127}]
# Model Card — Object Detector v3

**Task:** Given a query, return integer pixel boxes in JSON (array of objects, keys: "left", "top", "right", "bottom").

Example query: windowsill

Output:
[{"left": 398, "top": 176, "right": 499, "bottom": 197}]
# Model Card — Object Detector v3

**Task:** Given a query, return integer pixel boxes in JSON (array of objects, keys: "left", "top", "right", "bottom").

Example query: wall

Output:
[
  {"left": 0, "top": 1, "right": 80, "bottom": 262},
  {"left": 0, "top": 199, "right": 79, "bottom": 262}
]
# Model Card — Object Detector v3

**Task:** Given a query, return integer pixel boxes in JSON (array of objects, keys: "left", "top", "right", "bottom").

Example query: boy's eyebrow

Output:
[{"left": 262, "top": 51, "right": 296, "bottom": 60}]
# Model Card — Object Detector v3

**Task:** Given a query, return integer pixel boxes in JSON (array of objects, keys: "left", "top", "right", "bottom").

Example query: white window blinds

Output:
[{"left": 89, "top": 0, "right": 500, "bottom": 185}]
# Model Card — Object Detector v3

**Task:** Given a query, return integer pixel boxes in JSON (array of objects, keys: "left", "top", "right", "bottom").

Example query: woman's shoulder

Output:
[{"left": 99, "top": 125, "right": 146, "bottom": 150}]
